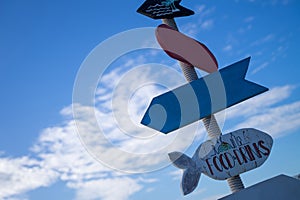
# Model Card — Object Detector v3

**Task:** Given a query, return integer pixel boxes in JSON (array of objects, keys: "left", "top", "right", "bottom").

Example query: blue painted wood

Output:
[
  {"left": 137, "top": 0, "right": 194, "bottom": 20},
  {"left": 141, "top": 57, "right": 268, "bottom": 134}
]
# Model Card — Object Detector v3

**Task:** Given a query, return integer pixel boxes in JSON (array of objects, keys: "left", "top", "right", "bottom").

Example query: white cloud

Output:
[
  {"left": 0, "top": 52, "right": 198, "bottom": 199},
  {"left": 251, "top": 61, "right": 269, "bottom": 74},
  {"left": 238, "top": 24, "right": 253, "bottom": 34},
  {"left": 0, "top": 156, "right": 58, "bottom": 199},
  {"left": 169, "top": 170, "right": 182, "bottom": 181},
  {"left": 244, "top": 16, "right": 255, "bottom": 23},
  {"left": 225, "top": 86, "right": 293, "bottom": 119},
  {"left": 195, "top": 5, "right": 206, "bottom": 13},
  {"left": 200, "top": 19, "right": 214, "bottom": 30},
  {"left": 233, "top": 101, "right": 300, "bottom": 138},
  {"left": 251, "top": 34, "right": 275, "bottom": 46},
  {"left": 181, "top": 22, "right": 199, "bottom": 38},
  {"left": 178, "top": 18, "right": 214, "bottom": 38},
  {"left": 91, "top": 60, "right": 199, "bottom": 165},
  {"left": 246, "top": 0, "right": 290, "bottom": 5},
  {"left": 39, "top": 119, "right": 146, "bottom": 200},
  {"left": 197, "top": 5, "right": 216, "bottom": 17},
  {"left": 223, "top": 45, "right": 233, "bottom": 52},
  {"left": 269, "top": 0, "right": 291, "bottom": 5},
  {"left": 69, "top": 177, "right": 142, "bottom": 200},
  {"left": 225, "top": 85, "right": 300, "bottom": 138},
  {"left": 0, "top": 115, "right": 146, "bottom": 200},
  {"left": 181, "top": 4, "right": 215, "bottom": 36}
]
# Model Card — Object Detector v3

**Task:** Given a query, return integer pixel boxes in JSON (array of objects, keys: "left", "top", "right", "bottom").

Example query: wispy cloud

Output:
[
  {"left": 70, "top": 177, "right": 142, "bottom": 200},
  {"left": 225, "top": 86, "right": 293, "bottom": 119},
  {"left": 234, "top": 101, "right": 300, "bottom": 138},
  {"left": 222, "top": 45, "right": 233, "bottom": 52},
  {"left": 225, "top": 85, "right": 300, "bottom": 138},
  {"left": 236, "top": 16, "right": 255, "bottom": 34},
  {"left": 0, "top": 52, "right": 198, "bottom": 199},
  {"left": 0, "top": 115, "right": 147, "bottom": 200},
  {"left": 0, "top": 156, "right": 58, "bottom": 200},
  {"left": 181, "top": 22, "right": 199, "bottom": 37},
  {"left": 169, "top": 170, "right": 182, "bottom": 181},
  {"left": 195, "top": 4, "right": 206, "bottom": 13},
  {"left": 251, "top": 61, "right": 269, "bottom": 74},
  {"left": 238, "top": 24, "right": 253, "bottom": 34},
  {"left": 245, "top": 0, "right": 290, "bottom": 5},
  {"left": 201, "top": 19, "right": 214, "bottom": 30},
  {"left": 244, "top": 16, "right": 255, "bottom": 23},
  {"left": 251, "top": 34, "right": 275, "bottom": 47},
  {"left": 269, "top": 0, "right": 291, "bottom": 5},
  {"left": 195, "top": 5, "right": 216, "bottom": 18},
  {"left": 180, "top": 4, "right": 215, "bottom": 37}
]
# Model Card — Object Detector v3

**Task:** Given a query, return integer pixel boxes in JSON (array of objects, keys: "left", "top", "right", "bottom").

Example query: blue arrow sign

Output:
[{"left": 141, "top": 57, "right": 268, "bottom": 134}]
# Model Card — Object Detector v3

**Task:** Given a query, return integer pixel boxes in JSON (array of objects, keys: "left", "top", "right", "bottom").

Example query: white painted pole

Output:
[{"left": 162, "top": 18, "right": 245, "bottom": 193}]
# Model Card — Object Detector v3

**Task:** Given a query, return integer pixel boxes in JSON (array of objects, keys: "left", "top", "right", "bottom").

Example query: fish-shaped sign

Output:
[
  {"left": 156, "top": 24, "right": 218, "bottom": 73},
  {"left": 141, "top": 57, "right": 268, "bottom": 134},
  {"left": 137, "top": 0, "right": 194, "bottom": 19},
  {"left": 168, "top": 128, "right": 273, "bottom": 195}
]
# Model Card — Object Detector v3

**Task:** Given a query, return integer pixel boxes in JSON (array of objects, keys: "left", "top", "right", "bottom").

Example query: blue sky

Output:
[{"left": 0, "top": 0, "right": 300, "bottom": 199}]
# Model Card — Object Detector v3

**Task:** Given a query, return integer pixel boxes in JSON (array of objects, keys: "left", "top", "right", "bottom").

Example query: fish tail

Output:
[{"left": 168, "top": 152, "right": 201, "bottom": 195}]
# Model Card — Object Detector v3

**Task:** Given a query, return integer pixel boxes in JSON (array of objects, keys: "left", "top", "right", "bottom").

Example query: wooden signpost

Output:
[{"left": 136, "top": 0, "right": 273, "bottom": 197}]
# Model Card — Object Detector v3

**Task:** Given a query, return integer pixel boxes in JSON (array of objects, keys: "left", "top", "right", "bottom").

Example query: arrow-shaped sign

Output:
[
  {"left": 141, "top": 57, "right": 269, "bottom": 134},
  {"left": 137, "top": 0, "right": 194, "bottom": 19}
]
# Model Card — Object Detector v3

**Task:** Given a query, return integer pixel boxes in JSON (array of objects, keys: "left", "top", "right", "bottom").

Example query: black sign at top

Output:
[{"left": 137, "top": 0, "right": 194, "bottom": 19}]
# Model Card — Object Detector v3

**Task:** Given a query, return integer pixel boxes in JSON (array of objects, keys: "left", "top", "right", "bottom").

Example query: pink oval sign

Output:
[{"left": 155, "top": 24, "right": 218, "bottom": 73}]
